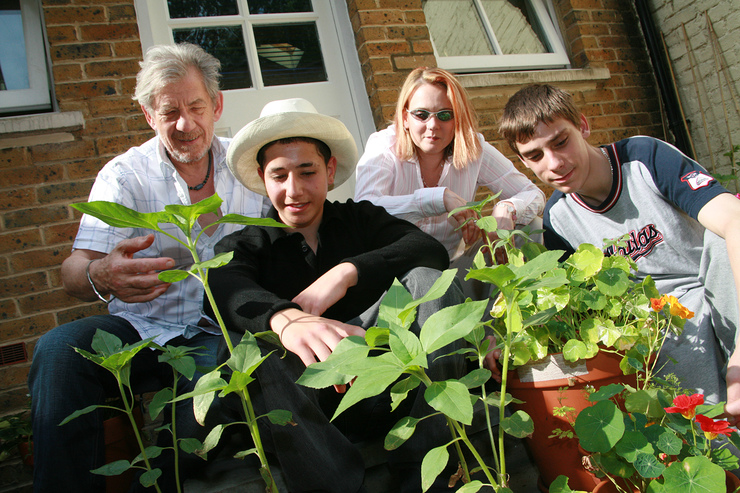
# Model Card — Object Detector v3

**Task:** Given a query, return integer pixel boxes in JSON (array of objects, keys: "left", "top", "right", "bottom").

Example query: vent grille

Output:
[{"left": 0, "top": 343, "right": 27, "bottom": 366}]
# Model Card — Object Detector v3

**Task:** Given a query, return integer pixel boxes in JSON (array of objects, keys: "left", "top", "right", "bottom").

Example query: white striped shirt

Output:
[
  {"left": 354, "top": 126, "right": 545, "bottom": 259},
  {"left": 73, "top": 136, "right": 267, "bottom": 345}
]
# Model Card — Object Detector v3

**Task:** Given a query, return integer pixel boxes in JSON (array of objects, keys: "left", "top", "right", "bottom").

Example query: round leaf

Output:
[{"left": 575, "top": 400, "right": 625, "bottom": 453}]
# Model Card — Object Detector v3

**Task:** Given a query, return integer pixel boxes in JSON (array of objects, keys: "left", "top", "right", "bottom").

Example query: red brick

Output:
[
  {"left": 51, "top": 42, "right": 112, "bottom": 62},
  {"left": 95, "top": 133, "right": 149, "bottom": 157},
  {"left": 0, "top": 364, "right": 30, "bottom": 392},
  {"left": 57, "top": 302, "right": 108, "bottom": 325},
  {"left": 10, "top": 245, "right": 71, "bottom": 272},
  {"left": 113, "top": 40, "right": 143, "bottom": 58},
  {"left": 56, "top": 80, "right": 119, "bottom": 100},
  {"left": 66, "top": 156, "right": 108, "bottom": 180},
  {"left": 3, "top": 206, "right": 71, "bottom": 230},
  {"left": 43, "top": 6, "right": 106, "bottom": 25},
  {"left": 52, "top": 63, "right": 84, "bottom": 82},
  {"left": 0, "top": 148, "right": 30, "bottom": 170},
  {"left": 85, "top": 117, "right": 125, "bottom": 136},
  {"left": 88, "top": 97, "right": 140, "bottom": 117},
  {"left": 31, "top": 140, "right": 96, "bottom": 164},
  {"left": 43, "top": 222, "right": 79, "bottom": 246},
  {"left": 80, "top": 23, "right": 139, "bottom": 42},
  {"left": 108, "top": 4, "right": 137, "bottom": 21},
  {"left": 358, "top": 10, "right": 406, "bottom": 25},
  {"left": 17, "top": 288, "right": 78, "bottom": 315},
  {"left": 366, "top": 40, "right": 409, "bottom": 57},
  {"left": 37, "top": 180, "right": 95, "bottom": 205},
  {"left": 0, "top": 315, "right": 53, "bottom": 342},
  {"left": 1, "top": 189, "right": 35, "bottom": 211},
  {"left": 1, "top": 272, "right": 49, "bottom": 298},
  {"left": 84, "top": 59, "right": 140, "bottom": 78},
  {"left": 0, "top": 299, "right": 18, "bottom": 320},
  {"left": 0, "top": 230, "right": 43, "bottom": 255},
  {"left": 0, "top": 165, "right": 64, "bottom": 188},
  {"left": 46, "top": 25, "right": 78, "bottom": 43}
]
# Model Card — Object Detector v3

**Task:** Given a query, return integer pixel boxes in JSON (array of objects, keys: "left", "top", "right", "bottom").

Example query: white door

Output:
[{"left": 134, "top": 0, "right": 374, "bottom": 200}]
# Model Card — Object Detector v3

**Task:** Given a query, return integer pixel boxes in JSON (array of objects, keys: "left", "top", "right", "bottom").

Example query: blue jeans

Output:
[
  {"left": 28, "top": 315, "right": 222, "bottom": 492},
  {"left": 222, "top": 267, "right": 466, "bottom": 493}
]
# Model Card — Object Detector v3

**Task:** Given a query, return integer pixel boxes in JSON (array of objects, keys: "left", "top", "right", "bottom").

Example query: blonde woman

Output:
[{"left": 355, "top": 67, "right": 544, "bottom": 295}]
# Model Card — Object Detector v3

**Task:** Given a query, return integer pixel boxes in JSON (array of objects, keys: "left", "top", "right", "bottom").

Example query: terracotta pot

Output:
[
  {"left": 593, "top": 471, "right": 740, "bottom": 493},
  {"left": 104, "top": 408, "right": 144, "bottom": 493},
  {"left": 507, "top": 351, "right": 634, "bottom": 492}
]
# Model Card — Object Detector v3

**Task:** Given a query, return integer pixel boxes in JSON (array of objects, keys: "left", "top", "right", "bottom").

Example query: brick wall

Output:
[
  {"left": 345, "top": 0, "right": 663, "bottom": 187},
  {"left": 649, "top": 0, "right": 740, "bottom": 191},
  {"left": 0, "top": 0, "right": 667, "bottom": 488},
  {"left": 0, "top": 1, "right": 150, "bottom": 488}
]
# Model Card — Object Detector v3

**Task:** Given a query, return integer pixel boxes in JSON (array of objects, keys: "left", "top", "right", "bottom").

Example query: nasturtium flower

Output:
[
  {"left": 664, "top": 393, "right": 704, "bottom": 419},
  {"left": 650, "top": 297, "right": 667, "bottom": 312},
  {"left": 695, "top": 414, "right": 735, "bottom": 440},
  {"left": 650, "top": 294, "right": 694, "bottom": 319}
]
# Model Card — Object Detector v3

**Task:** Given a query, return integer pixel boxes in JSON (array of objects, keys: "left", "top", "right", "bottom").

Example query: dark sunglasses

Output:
[{"left": 406, "top": 108, "right": 454, "bottom": 122}]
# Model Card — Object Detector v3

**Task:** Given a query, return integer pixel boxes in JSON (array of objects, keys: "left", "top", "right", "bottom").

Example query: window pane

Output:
[
  {"left": 423, "top": 0, "right": 493, "bottom": 57},
  {"left": 173, "top": 27, "right": 253, "bottom": 90},
  {"left": 0, "top": 0, "right": 29, "bottom": 91},
  {"left": 248, "top": 0, "right": 312, "bottom": 15},
  {"left": 480, "top": 0, "right": 548, "bottom": 54},
  {"left": 254, "top": 23, "right": 327, "bottom": 87},
  {"left": 167, "top": 0, "right": 238, "bottom": 19}
]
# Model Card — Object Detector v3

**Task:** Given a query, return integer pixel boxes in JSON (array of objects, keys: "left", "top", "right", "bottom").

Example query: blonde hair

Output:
[
  {"left": 393, "top": 67, "right": 481, "bottom": 169},
  {"left": 498, "top": 84, "right": 581, "bottom": 156}
]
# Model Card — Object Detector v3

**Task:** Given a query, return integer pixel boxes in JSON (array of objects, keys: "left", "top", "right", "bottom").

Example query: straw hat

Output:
[{"left": 227, "top": 98, "right": 358, "bottom": 196}]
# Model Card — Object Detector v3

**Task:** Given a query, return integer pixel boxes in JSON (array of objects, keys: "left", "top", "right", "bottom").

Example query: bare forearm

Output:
[{"left": 61, "top": 249, "right": 106, "bottom": 301}]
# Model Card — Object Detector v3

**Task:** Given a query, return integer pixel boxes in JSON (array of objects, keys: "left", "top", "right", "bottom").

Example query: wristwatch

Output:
[{"left": 498, "top": 202, "right": 517, "bottom": 224}]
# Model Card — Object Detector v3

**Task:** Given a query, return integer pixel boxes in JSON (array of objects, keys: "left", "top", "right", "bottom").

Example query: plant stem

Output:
[
  {"left": 171, "top": 373, "right": 181, "bottom": 493},
  {"left": 453, "top": 419, "right": 498, "bottom": 487},
  {"left": 117, "top": 374, "right": 162, "bottom": 493},
  {"left": 240, "top": 388, "right": 277, "bottom": 491}
]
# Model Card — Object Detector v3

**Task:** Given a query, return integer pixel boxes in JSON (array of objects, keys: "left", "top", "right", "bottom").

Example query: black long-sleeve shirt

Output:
[{"left": 209, "top": 199, "right": 449, "bottom": 335}]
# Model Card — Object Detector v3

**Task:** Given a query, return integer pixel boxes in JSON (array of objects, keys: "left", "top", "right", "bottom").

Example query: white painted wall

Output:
[{"left": 649, "top": 0, "right": 740, "bottom": 190}]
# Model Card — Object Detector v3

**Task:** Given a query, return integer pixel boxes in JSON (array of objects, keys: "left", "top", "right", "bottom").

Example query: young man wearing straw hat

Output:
[
  {"left": 208, "top": 98, "right": 465, "bottom": 492},
  {"left": 498, "top": 83, "right": 740, "bottom": 421}
]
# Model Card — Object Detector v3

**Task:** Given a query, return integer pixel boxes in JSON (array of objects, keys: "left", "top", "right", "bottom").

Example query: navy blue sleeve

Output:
[
  {"left": 616, "top": 137, "right": 728, "bottom": 219},
  {"left": 543, "top": 192, "right": 576, "bottom": 258}
]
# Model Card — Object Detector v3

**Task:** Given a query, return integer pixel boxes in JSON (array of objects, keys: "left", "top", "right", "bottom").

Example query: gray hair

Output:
[{"left": 133, "top": 43, "right": 221, "bottom": 110}]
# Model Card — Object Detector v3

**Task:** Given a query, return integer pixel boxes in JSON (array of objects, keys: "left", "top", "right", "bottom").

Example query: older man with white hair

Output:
[{"left": 28, "top": 43, "right": 266, "bottom": 492}]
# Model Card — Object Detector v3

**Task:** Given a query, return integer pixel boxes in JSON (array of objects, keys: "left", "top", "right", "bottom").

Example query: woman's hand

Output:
[{"left": 444, "top": 189, "right": 481, "bottom": 245}]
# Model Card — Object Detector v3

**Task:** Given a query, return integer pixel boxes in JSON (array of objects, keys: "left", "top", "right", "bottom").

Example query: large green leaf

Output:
[
  {"left": 71, "top": 201, "right": 164, "bottom": 231},
  {"left": 377, "top": 279, "right": 415, "bottom": 330},
  {"left": 331, "top": 358, "right": 404, "bottom": 420},
  {"left": 594, "top": 268, "right": 631, "bottom": 297},
  {"left": 421, "top": 445, "right": 449, "bottom": 492},
  {"left": 575, "top": 400, "right": 625, "bottom": 452},
  {"left": 424, "top": 380, "right": 474, "bottom": 425},
  {"left": 633, "top": 452, "right": 665, "bottom": 478},
  {"left": 658, "top": 456, "right": 725, "bottom": 492},
  {"left": 501, "top": 410, "right": 534, "bottom": 438},
  {"left": 419, "top": 300, "right": 487, "bottom": 354},
  {"left": 615, "top": 430, "right": 653, "bottom": 463},
  {"left": 298, "top": 336, "right": 370, "bottom": 389},
  {"left": 566, "top": 243, "right": 604, "bottom": 282},
  {"left": 398, "top": 269, "right": 457, "bottom": 325},
  {"left": 385, "top": 415, "right": 421, "bottom": 450}
]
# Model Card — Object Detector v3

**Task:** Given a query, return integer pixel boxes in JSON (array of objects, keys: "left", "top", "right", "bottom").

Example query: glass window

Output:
[
  {"left": 254, "top": 22, "right": 326, "bottom": 87},
  {"left": 173, "top": 26, "right": 253, "bottom": 90},
  {"left": 423, "top": 0, "right": 569, "bottom": 72},
  {"left": 162, "top": 0, "right": 327, "bottom": 90},
  {"left": 0, "top": 0, "right": 51, "bottom": 115}
]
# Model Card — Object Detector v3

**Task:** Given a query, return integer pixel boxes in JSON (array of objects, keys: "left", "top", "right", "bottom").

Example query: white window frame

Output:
[
  {"left": 0, "top": 0, "right": 52, "bottom": 115},
  {"left": 428, "top": 0, "right": 570, "bottom": 73}
]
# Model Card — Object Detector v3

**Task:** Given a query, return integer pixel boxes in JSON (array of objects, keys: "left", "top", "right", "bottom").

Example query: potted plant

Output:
[
  {"left": 549, "top": 295, "right": 740, "bottom": 493},
  {"left": 0, "top": 409, "right": 32, "bottom": 467}
]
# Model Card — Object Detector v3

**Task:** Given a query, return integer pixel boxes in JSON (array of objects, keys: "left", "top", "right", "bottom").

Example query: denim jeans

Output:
[
  {"left": 221, "top": 267, "right": 466, "bottom": 493},
  {"left": 28, "top": 315, "right": 222, "bottom": 492}
]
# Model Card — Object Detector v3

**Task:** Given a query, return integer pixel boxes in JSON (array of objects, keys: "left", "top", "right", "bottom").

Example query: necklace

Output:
[
  {"left": 600, "top": 147, "right": 613, "bottom": 172},
  {"left": 189, "top": 152, "right": 212, "bottom": 191},
  {"left": 420, "top": 159, "right": 444, "bottom": 188}
]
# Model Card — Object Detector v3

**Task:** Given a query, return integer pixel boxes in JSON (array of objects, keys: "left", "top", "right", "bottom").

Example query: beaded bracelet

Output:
[{"left": 86, "top": 259, "right": 114, "bottom": 304}]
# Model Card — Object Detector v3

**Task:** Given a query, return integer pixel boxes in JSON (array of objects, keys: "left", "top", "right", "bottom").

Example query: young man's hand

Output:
[
  {"left": 292, "top": 262, "right": 358, "bottom": 316},
  {"left": 270, "top": 308, "right": 365, "bottom": 392}
]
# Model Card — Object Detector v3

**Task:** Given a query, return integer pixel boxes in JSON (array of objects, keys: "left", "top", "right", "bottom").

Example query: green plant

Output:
[
  {"left": 0, "top": 408, "right": 32, "bottom": 463},
  {"left": 62, "top": 194, "right": 290, "bottom": 493},
  {"left": 716, "top": 145, "right": 739, "bottom": 193},
  {"left": 549, "top": 295, "right": 737, "bottom": 493}
]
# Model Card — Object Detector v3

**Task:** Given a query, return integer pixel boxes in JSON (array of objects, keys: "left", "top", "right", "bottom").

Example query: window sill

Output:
[
  {"left": 0, "top": 111, "right": 84, "bottom": 149},
  {"left": 457, "top": 67, "right": 611, "bottom": 89}
]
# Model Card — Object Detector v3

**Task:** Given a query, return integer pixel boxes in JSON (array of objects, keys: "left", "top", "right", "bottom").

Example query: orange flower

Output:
[
  {"left": 664, "top": 393, "right": 704, "bottom": 419},
  {"left": 651, "top": 294, "right": 694, "bottom": 319},
  {"left": 650, "top": 297, "right": 667, "bottom": 312},
  {"left": 695, "top": 414, "right": 735, "bottom": 440}
]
